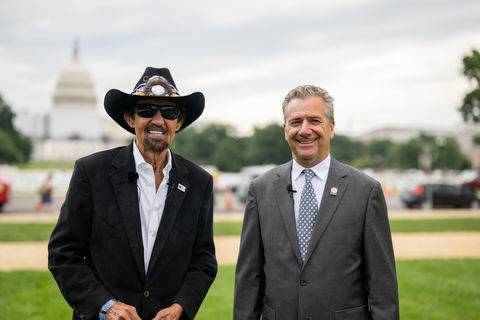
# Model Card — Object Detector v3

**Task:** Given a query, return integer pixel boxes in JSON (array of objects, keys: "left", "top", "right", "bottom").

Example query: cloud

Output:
[{"left": 0, "top": 0, "right": 479, "bottom": 137}]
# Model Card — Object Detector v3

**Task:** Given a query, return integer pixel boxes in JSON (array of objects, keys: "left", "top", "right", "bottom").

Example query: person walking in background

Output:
[
  {"left": 37, "top": 172, "right": 55, "bottom": 215},
  {"left": 48, "top": 67, "right": 217, "bottom": 320},
  {"left": 234, "top": 84, "right": 399, "bottom": 319}
]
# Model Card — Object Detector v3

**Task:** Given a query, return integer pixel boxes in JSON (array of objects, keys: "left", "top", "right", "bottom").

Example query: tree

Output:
[
  {"left": 211, "top": 136, "right": 247, "bottom": 172},
  {"left": 384, "top": 135, "right": 470, "bottom": 171},
  {"left": 0, "top": 130, "right": 24, "bottom": 163},
  {"left": 387, "top": 139, "right": 423, "bottom": 169},
  {"left": 0, "top": 93, "right": 32, "bottom": 163},
  {"left": 430, "top": 136, "right": 470, "bottom": 170},
  {"left": 366, "top": 139, "right": 394, "bottom": 168},
  {"left": 459, "top": 49, "right": 480, "bottom": 122},
  {"left": 171, "top": 123, "right": 245, "bottom": 170},
  {"left": 330, "top": 134, "right": 365, "bottom": 165},
  {"left": 244, "top": 123, "right": 292, "bottom": 166}
]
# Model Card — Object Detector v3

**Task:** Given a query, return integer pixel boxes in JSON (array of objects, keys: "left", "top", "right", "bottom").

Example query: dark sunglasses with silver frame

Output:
[{"left": 134, "top": 105, "right": 180, "bottom": 120}]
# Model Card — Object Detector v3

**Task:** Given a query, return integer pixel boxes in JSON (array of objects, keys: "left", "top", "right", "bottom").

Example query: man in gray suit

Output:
[{"left": 233, "top": 85, "right": 399, "bottom": 319}]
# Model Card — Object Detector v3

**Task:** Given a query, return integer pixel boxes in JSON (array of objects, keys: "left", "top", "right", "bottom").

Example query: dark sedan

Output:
[{"left": 401, "top": 183, "right": 474, "bottom": 209}]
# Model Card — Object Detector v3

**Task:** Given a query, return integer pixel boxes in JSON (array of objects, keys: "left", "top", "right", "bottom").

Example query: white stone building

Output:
[{"left": 15, "top": 42, "right": 132, "bottom": 162}]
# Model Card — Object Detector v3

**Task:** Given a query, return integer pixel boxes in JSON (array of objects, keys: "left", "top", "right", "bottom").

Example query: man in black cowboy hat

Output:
[{"left": 48, "top": 67, "right": 217, "bottom": 320}]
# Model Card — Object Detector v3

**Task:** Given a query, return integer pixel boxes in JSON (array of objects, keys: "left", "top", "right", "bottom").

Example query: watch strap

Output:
[{"left": 100, "top": 299, "right": 117, "bottom": 315}]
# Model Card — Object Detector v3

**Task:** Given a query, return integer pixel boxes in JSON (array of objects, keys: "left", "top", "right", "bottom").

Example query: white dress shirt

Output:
[
  {"left": 291, "top": 155, "right": 331, "bottom": 229},
  {"left": 133, "top": 142, "right": 172, "bottom": 274}
]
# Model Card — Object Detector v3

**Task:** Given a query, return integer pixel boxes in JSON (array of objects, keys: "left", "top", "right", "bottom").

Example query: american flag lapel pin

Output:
[
  {"left": 330, "top": 187, "right": 338, "bottom": 196},
  {"left": 178, "top": 184, "right": 186, "bottom": 192}
]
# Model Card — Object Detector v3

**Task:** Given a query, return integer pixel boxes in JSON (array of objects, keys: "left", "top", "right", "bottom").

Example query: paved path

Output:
[{"left": 1, "top": 209, "right": 480, "bottom": 270}]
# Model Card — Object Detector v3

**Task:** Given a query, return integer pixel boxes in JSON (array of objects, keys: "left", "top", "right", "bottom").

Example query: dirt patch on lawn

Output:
[
  {"left": 0, "top": 241, "right": 49, "bottom": 271},
  {"left": 391, "top": 232, "right": 480, "bottom": 260}
]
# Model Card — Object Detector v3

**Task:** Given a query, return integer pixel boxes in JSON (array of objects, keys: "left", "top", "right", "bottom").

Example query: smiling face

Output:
[
  {"left": 124, "top": 99, "right": 184, "bottom": 157},
  {"left": 283, "top": 96, "right": 335, "bottom": 168}
]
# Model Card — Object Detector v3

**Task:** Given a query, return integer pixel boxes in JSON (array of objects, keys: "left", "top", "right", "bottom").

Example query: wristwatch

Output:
[{"left": 100, "top": 299, "right": 117, "bottom": 315}]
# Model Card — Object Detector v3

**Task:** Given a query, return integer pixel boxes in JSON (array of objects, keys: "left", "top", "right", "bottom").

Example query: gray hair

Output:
[{"left": 282, "top": 85, "right": 334, "bottom": 124}]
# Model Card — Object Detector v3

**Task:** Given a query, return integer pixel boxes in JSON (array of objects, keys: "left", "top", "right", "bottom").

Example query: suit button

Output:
[
  {"left": 301, "top": 279, "right": 307, "bottom": 286},
  {"left": 144, "top": 291, "right": 150, "bottom": 297}
]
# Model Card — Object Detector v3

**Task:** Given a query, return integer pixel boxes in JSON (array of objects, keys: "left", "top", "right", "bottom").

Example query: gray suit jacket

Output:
[{"left": 234, "top": 158, "right": 399, "bottom": 320}]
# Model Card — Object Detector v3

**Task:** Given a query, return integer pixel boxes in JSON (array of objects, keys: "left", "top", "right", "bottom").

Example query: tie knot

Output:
[{"left": 303, "top": 169, "right": 315, "bottom": 181}]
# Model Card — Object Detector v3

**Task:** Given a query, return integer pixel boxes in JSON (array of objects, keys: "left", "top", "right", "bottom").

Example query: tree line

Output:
[
  {"left": 171, "top": 123, "right": 470, "bottom": 172},
  {"left": 459, "top": 48, "right": 480, "bottom": 122},
  {"left": 0, "top": 93, "right": 471, "bottom": 171},
  {"left": 0, "top": 94, "right": 32, "bottom": 163}
]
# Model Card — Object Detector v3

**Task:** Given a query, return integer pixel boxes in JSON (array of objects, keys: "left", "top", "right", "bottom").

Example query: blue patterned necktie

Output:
[{"left": 297, "top": 169, "right": 318, "bottom": 262}]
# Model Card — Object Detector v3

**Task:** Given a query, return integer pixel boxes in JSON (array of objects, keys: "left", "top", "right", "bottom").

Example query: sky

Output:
[{"left": 1, "top": 0, "right": 479, "bottom": 137}]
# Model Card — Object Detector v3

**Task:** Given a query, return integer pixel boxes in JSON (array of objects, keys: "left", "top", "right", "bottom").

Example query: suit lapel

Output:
[
  {"left": 109, "top": 142, "right": 145, "bottom": 279},
  {"left": 147, "top": 153, "right": 188, "bottom": 275},
  {"left": 304, "top": 158, "right": 348, "bottom": 265},
  {"left": 273, "top": 162, "right": 303, "bottom": 265}
]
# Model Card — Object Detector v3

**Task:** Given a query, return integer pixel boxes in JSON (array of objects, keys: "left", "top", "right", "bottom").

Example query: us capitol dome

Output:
[
  {"left": 17, "top": 41, "right": 131, "bottom": 161},
  {"left": 48, "top": 42, "right": 100, "bottom": 140}
]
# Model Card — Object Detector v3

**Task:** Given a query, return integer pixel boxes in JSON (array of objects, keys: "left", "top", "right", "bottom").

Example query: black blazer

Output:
[{"left": 48, "top": 142, "right": 217, "bottom": 320}]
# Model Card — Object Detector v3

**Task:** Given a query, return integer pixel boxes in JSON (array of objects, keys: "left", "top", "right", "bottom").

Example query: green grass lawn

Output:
[
  {"left": 214, "top": 221, "right": 243, "bottom": 236},
  {"left": 0, "top": 222, "right": 242, "bottom": 241},
  {"left": 1, "top": 260, "right": 479, "bottom": 319},
  {"left": 389, "top": 218, "right": 480, "bottom": 233},
  {"left": 1, "top": 218, "right": 479, "bottom": 241},
  {"left": 0, "top": 223, "right": 56, "bottom": 241},
  {"left": 215, "top": 218, "right": 480, "bottom": 235},
  {"left": 397, "top": 259, "right": 480, "bottom": 319},
  {"left": 14, "top": 162, "right": 75, "bottom": 170},
  {"left": 0, "top": 271, "right": 72, "bottom": 319}
]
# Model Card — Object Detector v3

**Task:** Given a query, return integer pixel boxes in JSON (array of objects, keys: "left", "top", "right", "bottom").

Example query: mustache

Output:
[{"left": 146, "top": 125, "right": 166, "bottom": 132}]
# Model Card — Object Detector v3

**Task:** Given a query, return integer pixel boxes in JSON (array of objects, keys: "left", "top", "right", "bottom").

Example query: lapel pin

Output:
[
  {"left": 178, "top": 184, "right": 186, "bottom": 192},
  {"left": 330, "top": 187, "right": 338, "bottom": 196}
]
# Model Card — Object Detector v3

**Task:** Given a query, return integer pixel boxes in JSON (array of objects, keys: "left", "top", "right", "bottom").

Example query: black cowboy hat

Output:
[{"left": 104, "top": 67, "right": 204, "bottom": 134}]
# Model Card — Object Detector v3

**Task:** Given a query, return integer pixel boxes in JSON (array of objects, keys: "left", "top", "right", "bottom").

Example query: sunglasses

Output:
[{"left": 134, "top": 105, "right": 180, "bottom": 120}]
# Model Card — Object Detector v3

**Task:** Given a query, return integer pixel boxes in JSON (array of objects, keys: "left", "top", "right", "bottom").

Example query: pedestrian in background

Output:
[{"left": 37, "top": 172, "right": 55, "bottom": 216}]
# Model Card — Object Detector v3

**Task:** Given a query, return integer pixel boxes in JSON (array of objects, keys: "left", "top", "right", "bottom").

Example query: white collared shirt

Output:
[
  {"left": 133, "top": 141, "right": 172, "bottom": 274},
  {"left": 291, "top": 155, "right": 331, "bottom": 229}
]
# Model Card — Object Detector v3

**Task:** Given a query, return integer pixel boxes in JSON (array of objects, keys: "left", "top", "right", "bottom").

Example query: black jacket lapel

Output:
[
  {"left": 147, "top": 153, "right": 188, "bottom": 275},
  {"left": 110, "top": 142, "right": 145, "bottom": 279}
]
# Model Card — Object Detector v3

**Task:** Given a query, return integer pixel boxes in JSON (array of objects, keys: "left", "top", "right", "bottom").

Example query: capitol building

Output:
[{"left": 16, "top": 42, "right": 132, "bottom": 162}]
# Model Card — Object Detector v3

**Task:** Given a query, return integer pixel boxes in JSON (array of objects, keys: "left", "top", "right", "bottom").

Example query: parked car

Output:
[
  {"left": 401, "top": 183, "right": 474, "bottom": 209},
  {"left": 461, "top": 176, "right": 480, "bottom": 200},
  {"left": 0, "top": 176, "right": 10, "bottom": 212}
]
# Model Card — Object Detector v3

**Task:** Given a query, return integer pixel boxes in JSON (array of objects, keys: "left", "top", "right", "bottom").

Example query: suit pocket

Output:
[
  {"left": 94, "top": 207, "right": 123, "bottom": 227},
  {"left": 173, "top": 219, "right": 197, "bottom": 235},
  {"left": 262, "top": 301, "right": 275, "bottom": 320},
  {"left": 331, "top": 216, "right": 357, "bottom": 227},
  {"left": 335, "top": 305, "right": 370, "bottom": 319}
]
